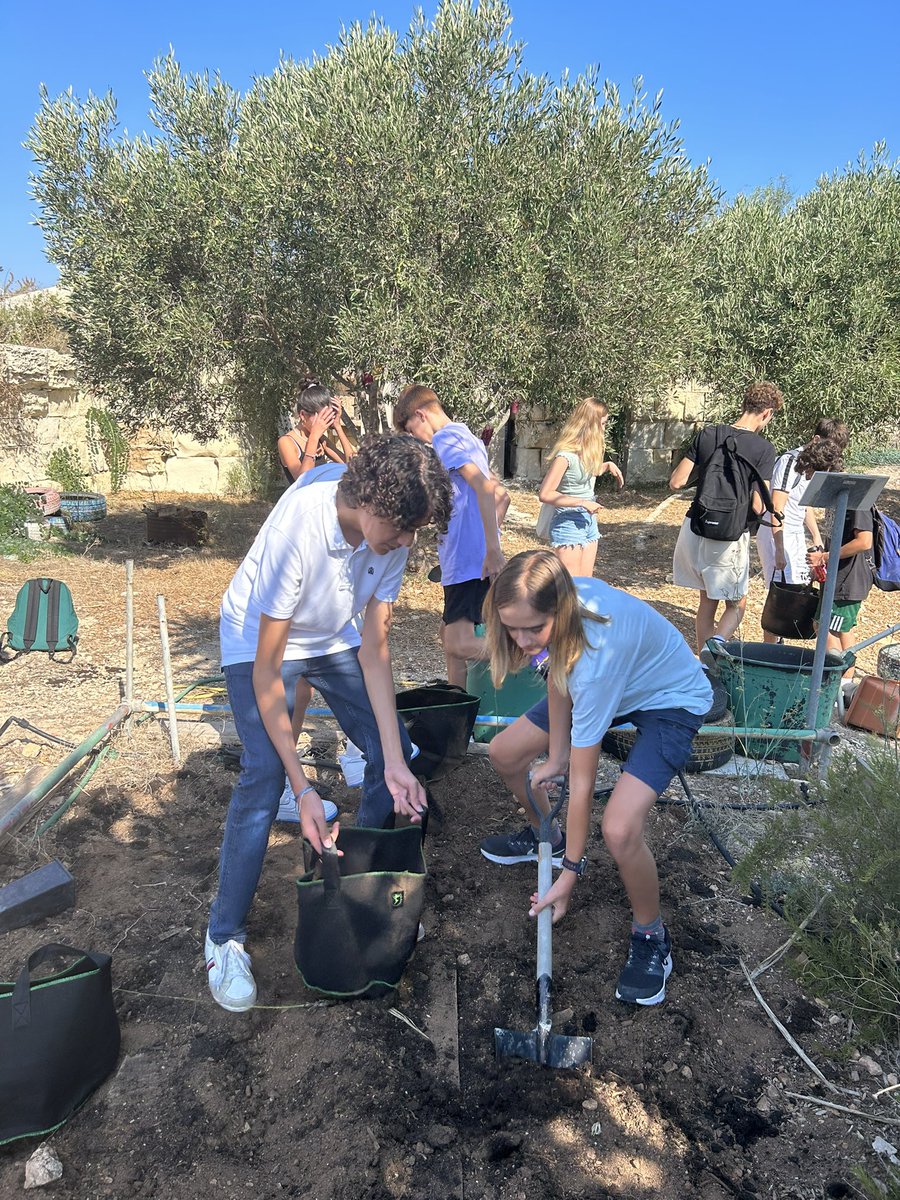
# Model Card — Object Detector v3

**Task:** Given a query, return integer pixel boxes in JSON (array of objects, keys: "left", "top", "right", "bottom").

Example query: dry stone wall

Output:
[{"left": 1, "top": 344, "right": 247, "bottom": 494}]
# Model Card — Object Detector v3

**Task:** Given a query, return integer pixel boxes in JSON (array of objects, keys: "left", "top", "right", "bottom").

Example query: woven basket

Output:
[{"left": 601, "top": 711, "right": 735, "bottom": 774}]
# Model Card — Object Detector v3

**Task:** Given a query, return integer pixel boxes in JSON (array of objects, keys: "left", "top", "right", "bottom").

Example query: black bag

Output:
[
  {"left": 295, "top": 826, "right": 426, "bottom": 999},
  {"left": 761, "top": 571, "right": 819, "bottom": 640},
  {"left": 395, "top": 682, "right": 479, "bottom": 783},
  {"left": 0, "top": 944, "right": 120, "bottom": 1145},
  {"left": 688, "top": 429, "right": 780, "bottom": 542}
]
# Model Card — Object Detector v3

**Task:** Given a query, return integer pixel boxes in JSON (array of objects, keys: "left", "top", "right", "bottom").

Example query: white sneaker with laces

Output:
[
  {"left": 338, "top": 740, "right": 366, "bottom": 787},
  {"left": 276, "top": 779, "right": 338, "bottom": 823},
  {"left": 205, "top": 933, "right": 257, "bottom": 1012}
]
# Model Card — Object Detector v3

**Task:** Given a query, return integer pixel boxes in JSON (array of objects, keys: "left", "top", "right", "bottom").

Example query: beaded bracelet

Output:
[{"left": 298, "top": 785, "right": 317, "bottom": 802}]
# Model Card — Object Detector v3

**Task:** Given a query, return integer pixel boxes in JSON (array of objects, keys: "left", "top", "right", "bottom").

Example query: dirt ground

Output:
[{"left": 1, "top": 478, "right": 899, "bottom": 1199}]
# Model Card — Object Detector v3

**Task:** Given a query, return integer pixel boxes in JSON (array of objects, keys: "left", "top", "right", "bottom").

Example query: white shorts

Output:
[
  {"left": 756, "top": 523, "right": 810, "bottom": 584},
  {"left": 673, "top": 519, "right": 750, "bottom": 602}
]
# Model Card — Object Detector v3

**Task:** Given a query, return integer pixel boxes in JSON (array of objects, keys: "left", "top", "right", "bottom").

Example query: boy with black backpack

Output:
[{"left": 669, "top": 382, "right": 783, "bottom": 655}]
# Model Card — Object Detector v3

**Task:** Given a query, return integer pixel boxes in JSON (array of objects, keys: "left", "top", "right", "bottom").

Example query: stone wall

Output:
[
  {"left": 0, "top": 344, "right": 247, "bottom": 495},
  {"left": 512, "top": 381, "right": 712, "bottom": 485}
]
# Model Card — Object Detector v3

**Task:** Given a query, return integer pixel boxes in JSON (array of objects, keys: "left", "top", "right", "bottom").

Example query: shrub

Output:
[
  {"left": 47, "top": 445, "right": 89, "bottom": 492},
  {"left": 85, "top": 406, "right": 129, "bottom": 492},
  {"left": 0, "top": 483, "right": 36, "bottom": 539},
  {"left": 734, "top": 748, "right": 900, "bottom": 1042}
]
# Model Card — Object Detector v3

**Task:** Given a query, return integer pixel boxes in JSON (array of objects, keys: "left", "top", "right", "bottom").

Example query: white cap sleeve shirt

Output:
[
  {"left": 567, "top": 578, "right": 713, "bottom": 748},
  {"left": 219, "top": 480, "right": 409, "bottom": 666}
]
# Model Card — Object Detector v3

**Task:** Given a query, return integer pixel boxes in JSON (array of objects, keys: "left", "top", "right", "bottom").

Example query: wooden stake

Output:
[
  {"left": 156, "top": 594, "right": 181, "bottom": 766},
  {"left": 125, "top": 559, "right": 134, "bottom": 713}
]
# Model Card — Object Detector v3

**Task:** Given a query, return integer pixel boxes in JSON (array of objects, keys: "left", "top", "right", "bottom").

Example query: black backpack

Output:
[{"left": 687, "top": 428, "right": 780, "bottom": 542}]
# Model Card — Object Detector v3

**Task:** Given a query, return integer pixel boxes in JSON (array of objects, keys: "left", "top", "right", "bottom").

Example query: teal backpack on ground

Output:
[{"left": 1, "top": 578, "right": 79, "bottom": 661}]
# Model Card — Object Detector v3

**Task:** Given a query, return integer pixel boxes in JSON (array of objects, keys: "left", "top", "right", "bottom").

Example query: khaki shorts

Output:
[{"left": 673, "top": 519, "right": 750, "bottom": 602}]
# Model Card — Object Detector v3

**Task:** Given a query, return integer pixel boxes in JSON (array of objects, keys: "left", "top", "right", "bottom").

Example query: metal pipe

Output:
[
  {"left": 156, "top": 595, "right": 181, "bottom": 766},
  {"left": 125, "top": 559, "right": 134, "bottom": 710},
  {"left": 804, "top": 484, "right": 851, "bottom": 729},
  {"left": 0, "top": 703, "right": 131, "bottom": 845},
  {"left": 846, "top": 621, "right": 900, "bottom": 657}
]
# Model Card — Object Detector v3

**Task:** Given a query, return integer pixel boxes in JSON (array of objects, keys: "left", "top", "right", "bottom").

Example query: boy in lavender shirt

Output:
[{"left": 394, "top": 385, "right": 509, "bottom": 686}]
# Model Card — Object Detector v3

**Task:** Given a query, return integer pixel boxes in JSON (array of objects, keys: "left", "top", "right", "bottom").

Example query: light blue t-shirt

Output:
[
  {"left": 432, "top": 422, "right": 495, "bottom": 586},
  {"left": 568, "top": 578, "right": 712, "bottom": 747}
]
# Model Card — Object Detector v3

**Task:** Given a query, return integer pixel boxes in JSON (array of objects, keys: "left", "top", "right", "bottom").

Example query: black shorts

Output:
[{"left": 442, "top": 577, "right": 491, "bottom": 627}]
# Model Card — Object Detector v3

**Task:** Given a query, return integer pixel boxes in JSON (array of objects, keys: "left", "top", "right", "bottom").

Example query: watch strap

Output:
[{"left": 561, "top": 854, "right": 587, "bottom": 877}]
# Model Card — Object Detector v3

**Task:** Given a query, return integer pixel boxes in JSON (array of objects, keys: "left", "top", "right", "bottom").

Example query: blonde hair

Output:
[
  {"left": 550, "top": 397, "right": 609, "bottom": 477},
  {"left": 482, "top": 550, "right": 608, "bottom": 695}
]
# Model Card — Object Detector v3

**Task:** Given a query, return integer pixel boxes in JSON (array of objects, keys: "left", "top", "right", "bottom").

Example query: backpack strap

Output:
[
  {"left": 22, "top": 579, "right": 45, "bottom": 651},
  {"left": 45, "top": 578, "right": 61, "bottom": 651},
  {"left": 722, "top": 436, "right": 783, "bottom": 528}
]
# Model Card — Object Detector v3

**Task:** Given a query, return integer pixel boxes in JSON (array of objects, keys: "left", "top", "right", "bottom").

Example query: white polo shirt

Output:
[{"left": 219, "top": 480, "right": 409, "bottom": 666}]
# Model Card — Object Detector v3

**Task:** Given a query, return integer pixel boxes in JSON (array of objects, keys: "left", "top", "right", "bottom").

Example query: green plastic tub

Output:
[
  {"left": 465, "top": 659, "right": 547, "bottom": 743},
  {"left": 710, "top": 641, "right": 852, "bottom": 762}
]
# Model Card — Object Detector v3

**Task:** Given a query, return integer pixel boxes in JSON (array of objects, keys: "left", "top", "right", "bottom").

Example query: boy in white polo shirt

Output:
[{"left": 206, "top": 434, "right": 452, "bottom": 1011}]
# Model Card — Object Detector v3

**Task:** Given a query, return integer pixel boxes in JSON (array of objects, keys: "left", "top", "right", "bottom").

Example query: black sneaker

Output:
[
  {"left": 479, "top": 825, "right": 563, "bottom": 867},
  {"left": 615, "top": 928, "right": 673, "bottom": 1006}
]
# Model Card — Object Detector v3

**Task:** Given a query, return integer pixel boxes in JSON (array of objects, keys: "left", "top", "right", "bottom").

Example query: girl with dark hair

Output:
[
  {"left": 479, "top": 551, "right": 711, "bottom": 1007},
  {"left": 277, "top": 381, "right": 356, "bottom": 484}
]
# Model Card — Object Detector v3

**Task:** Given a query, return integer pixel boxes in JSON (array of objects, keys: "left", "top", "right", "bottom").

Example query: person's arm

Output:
[
  {"left": 491, "top": 470, "right": 511, "bottom": 525},
  {"left": 804, "top": 507, "right": 822, "bottom": 547},
  {"left": 669, "top": 454, "right": 695, "bottom": 490},
  {"left": 529, "top": 742, "right": 599, "bottom": 924},
  {"left": 808, "top": 526, "right": 873, "bottom": 570},
  {"left": 751, "top": 477, "right": 772, "bottom": 518},
  {"left": 600, "top": 460, "right": 625, "bottom": 489},
  {"left": 456, "top": 460, "right": 507, "bottom": 579},
  {"left": 357, "top": 597, "right": 427, "bottom": 820},
  {"left": 771, "top": 488, "right": 790, "bottom": 570},
  {"left": 539, "top": 455, "right": 601, "bottom": 513},
  {"left": 297, "top": 408, "right": 338, "bottom": 474},
  {"left": 253, "top": 615, "right": 335, "bottom": 853},
  {"left": 330, "top": 398, "right": 356, "bottom": 462}
]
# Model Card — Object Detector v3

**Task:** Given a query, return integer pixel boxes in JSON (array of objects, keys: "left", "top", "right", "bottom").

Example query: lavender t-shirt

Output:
[{"left": 432, "top": 423, "right": 494, "bottom": 585}]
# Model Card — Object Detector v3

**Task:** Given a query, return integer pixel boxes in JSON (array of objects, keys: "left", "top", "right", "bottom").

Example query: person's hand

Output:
[
  {"left": 584, "top": 500, "right": 603, "bottom": 515},
  {"left": 529, "top": 870, "right": 576, "bottom": 924},
  {"left": 807, "top": 549, "right": 826, "bottom": 567},
  {"left": 606, "top": 463, "right": 625, "bottom": 490},
  {"left": 774, "top": 549, "right": 787, "bottom": 571},
  {"left": 308, "top": 406, "right": 337, "bottom": 442},
  {"left": 385, "top": 761, "right": 428, "bottom": 822},
  {"left": 298, "top": 790, "right": 341, "bottom": 857},
  {"left": 529, "top": 760, "right": 567, "bottom": 793},
  {"left": 330, "top": 398, "right": 344, "bottom": 428},
  {"left": 482, "top": 546, "right": 506, "bottom": 580}
]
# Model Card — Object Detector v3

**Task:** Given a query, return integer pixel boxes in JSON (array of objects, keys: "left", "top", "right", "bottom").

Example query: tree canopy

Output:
[{"left": 28, "top": 0, "right": 715, "bottom": 454}]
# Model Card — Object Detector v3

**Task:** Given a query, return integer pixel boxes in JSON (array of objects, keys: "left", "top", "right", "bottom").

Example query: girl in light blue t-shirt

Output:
[{"left": 538, "top": 398, "right": 623, "bottom": 578}]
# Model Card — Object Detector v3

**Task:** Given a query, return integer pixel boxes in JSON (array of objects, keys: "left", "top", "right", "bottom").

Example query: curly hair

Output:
[
  {"left": 796, "top": 438, "right": 844, "bottom": 476},
  {"left": 392, "top": 384, "right": 441, "bottom": 430},
  {"left": 337, "top": 433, "right": 452, "bottom": 534},
  {"left": 742, "top": 381, "right": 784, "bottom": 415},
  {"left": 812, "top": 417, "right": 850, "bottom": 450}
]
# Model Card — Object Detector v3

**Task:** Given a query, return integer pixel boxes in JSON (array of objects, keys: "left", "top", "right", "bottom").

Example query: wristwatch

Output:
[{"left": 561, "top": 854, "right": 588, "bottom": 877}]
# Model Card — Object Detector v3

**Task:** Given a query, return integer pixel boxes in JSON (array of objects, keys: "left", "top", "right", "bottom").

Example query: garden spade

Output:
[{"left": 494, "top": 774, "right": 592, "bottom": 1069}]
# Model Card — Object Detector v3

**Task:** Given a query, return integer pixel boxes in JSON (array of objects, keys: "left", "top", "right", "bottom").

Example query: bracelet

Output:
[
  {"left": 298, "top": 785, "right": 317, "bottom": 801},
  {"left": 302, "top": 453, "right": 316, "bottom": 461}
]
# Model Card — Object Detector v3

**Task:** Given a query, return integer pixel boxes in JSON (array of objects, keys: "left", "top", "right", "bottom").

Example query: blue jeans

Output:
[
  {"left": 550, "top": 506, "right": 600, "bottom": 547},
  {"left": 208, "top": 648, "right": 414, "bottom": 944}
]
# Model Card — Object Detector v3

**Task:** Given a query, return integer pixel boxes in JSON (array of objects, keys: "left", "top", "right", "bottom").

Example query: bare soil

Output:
[{"left": 1, "top": 479, "right": 898, "bottom": 1199}]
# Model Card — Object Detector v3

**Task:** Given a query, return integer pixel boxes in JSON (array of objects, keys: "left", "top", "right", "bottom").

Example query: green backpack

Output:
[{"left": 1, "top": 578, "right": 79, "bottom": 661}]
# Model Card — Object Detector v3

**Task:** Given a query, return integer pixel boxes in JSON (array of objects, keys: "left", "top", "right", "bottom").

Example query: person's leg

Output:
[
  {"left": 581, "top": 538, "right": 599, "bottom": 577},
  {"left": 291, "top": 677, "right": 312, "bottom": 743},
  {"left": 442, "top": 619, "right": 487, "bottom": 688},
  {"left": 600, "top": 772, "right": 660, "bottom": 924},
  {"left": 304, "top": 647, "right": 414, "bottom": 828},
  {"left": 208, "top": 660, "right": 306, "bottom": 946},
  {"left": 695, "top": 592, "right": 720, "bottom": 653},
  {"left": 480, "top": 704, "right": 564, "bottom": 865},
  {"left": 554, "top": 542, "right": 586, "bottom": 576},
  {"left": 714, "top": 596, "right": 747, "bottom": 642}
]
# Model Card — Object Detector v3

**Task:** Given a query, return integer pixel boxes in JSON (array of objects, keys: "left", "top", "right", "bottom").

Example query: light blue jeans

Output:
[
  {"left": 208, "top": 648, "right": 414, "bottom": 944},
  {"left": 550, "top": 506, "right": 600, "bottom": 547}
]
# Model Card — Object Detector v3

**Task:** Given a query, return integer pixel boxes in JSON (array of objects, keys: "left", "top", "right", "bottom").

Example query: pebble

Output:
[
  {"left": 663, "top": 1061, "right": 677, "bottom": 1074},
  {"left": 681, "top": 1066, "right": 693, "bottom": 1080},
  {"left": 582, "top": 1099, "right": 598, "bottom": 1111},
  {"left": 858, "top": 1055, "right": 883, "bottom": 1076},
  {"left": 24, "top": 1145, "right": 63, "bottom": 1190},
  {"left": 425, "top": 1123, "right": 457, "bottom": 1149},
  {"left": 457, "top": 953, "right": 471, "bottom": 968}
]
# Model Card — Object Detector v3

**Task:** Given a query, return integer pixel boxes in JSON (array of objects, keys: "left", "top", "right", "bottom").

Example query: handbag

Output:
[
  {"left": 761, "top": 571, "right": 819, "bottom": 640},
  {"left": 395, "top": 682, "right": 479, "bottom": 783},
  {"left": 0, "top": 944, "right": 121, "bottom": 1145},
  {"left": 535, "top": 502, "right": 556, "bottom": 542},
  {"left": 295, "top": 826, "right": 426, "bottom": 999}
]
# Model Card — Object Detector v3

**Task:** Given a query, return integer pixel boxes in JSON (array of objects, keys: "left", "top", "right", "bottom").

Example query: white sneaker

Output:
[
  {"left": 276, "top": 779, "right": 338, "bottom": 823},
  {"left": 205, "top": 933, "right": 257, "bottom": 1012},
  {"left": 339, "top": 740, "right": 366, "bottom": 787}
]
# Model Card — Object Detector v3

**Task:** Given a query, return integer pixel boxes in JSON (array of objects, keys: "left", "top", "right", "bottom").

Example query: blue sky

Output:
[{"left": 3, "top": 0, "right": 898, "bottom": 287}]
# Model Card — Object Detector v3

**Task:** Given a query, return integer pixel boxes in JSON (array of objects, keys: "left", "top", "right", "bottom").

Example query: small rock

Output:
[
  {"left": 663, "top": 1061, "right": 677, "bottom": 1074},
  {"left": 552, "top": 1007, "right": 574, "bottom": 1028},
  {"left": 24, "top": 1145, "right": 63, "bottom": 1189},
  {"left": 457, "top": 954, "right": 471, "bottom": 968},
  {"left": 887, "top": 1074, "right": 899, "bottom": 1087},
  {"left": 756, "top": 1097, "right": 771, "bottom": 1113},
  {"left": 425, "top": 1124, "right": 457, "bottom": 1149},
  {"left": 680, "top": 1066, "right": 693, "bottom": 1080},
  {"left": 858, "top": 1055, "right": 883, "bottom": 1076},
  {"left": 582, "top": 1099, "right": 598, "bottom": 1111}
]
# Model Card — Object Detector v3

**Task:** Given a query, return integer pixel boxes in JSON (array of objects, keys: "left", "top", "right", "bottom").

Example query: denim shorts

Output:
[
  {"left": 524, "top": 699, "right": 703, "bottom": 797},
  {"left": 550, "top": 506, "right": 599, "bottom": 547}
]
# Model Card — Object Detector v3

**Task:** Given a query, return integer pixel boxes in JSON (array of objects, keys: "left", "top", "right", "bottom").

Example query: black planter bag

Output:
[
  {"left": 395, "top": 682, "right": 479, "bottom": 783},
  {"left": 761, "top": 571, "right": 819, "bottom": 640},
  {"left": 295, "top": 826, "right": 426, "bottom": 999},
  {"left": 0, "top": 944, "right": 121, "bottom": 1145}
]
